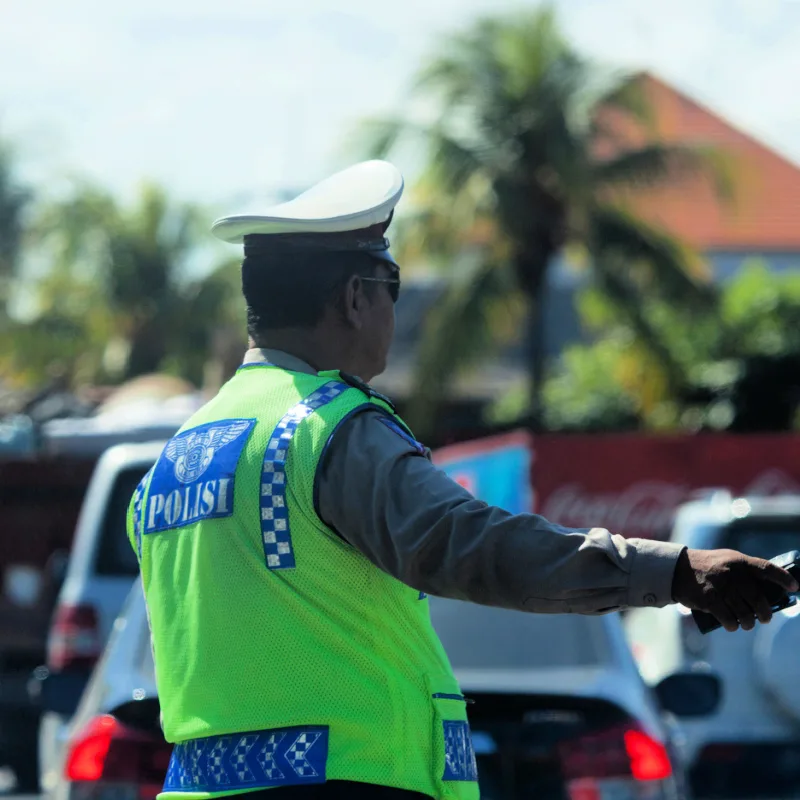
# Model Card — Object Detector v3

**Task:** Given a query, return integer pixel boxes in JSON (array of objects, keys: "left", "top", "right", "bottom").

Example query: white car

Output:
[
  {"left": 624, "top": 490, "right": 800, "bottom": 800},
  {"left": 37, "top": 579, "right": 164, "bottom": 800},
  {"left": 428, "top": 598, "right": 715, "bottom": 800},
  {"left": 37, "top": 579, "right": 719, "bottom": 800},
  {"left": 37, "top": 441, "right": 167, "bottom": 794}
]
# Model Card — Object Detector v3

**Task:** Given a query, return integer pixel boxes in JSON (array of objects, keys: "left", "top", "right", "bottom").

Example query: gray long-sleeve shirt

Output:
[{"left": 244, "top": 348, "right": 685, "bottom": 614}]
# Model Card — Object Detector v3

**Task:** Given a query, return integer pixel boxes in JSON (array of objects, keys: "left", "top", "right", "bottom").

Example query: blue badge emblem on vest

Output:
[
  {"left": 145, "top": 418, "right": 256, "bottom": 534},
  {"left": 132, "top": 466, "right": 154, "bottom": 558},
  {"left": 165, "top": 419, "right": 253, "bottom": 483}
]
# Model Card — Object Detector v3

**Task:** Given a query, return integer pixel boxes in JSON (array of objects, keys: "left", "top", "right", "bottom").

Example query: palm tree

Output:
[
  {"left": 26, "top": 182, "right": 242, "bottom": 386},
  {"left": 357, "top": 7, "right": 731, "bottom": 434}
]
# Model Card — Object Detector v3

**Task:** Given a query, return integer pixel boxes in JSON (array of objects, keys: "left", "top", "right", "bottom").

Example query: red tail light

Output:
[
  {"left": 559, "top": 722, "right": 673, "bottom": 783},
  {"left": 66, "top": 716, "right": 116, "bottom": 781},
  {"left": 624, "top": 729, "right": 672, "bottom": 781},
  {"left": 47, "top": 604, "right": 101, "bottom": 671},
  {"left": 65, "top": 715, "right": 172, "bottom": 800}
]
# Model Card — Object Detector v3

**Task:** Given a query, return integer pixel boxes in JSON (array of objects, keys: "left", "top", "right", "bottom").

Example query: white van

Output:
[
  {"left": 625, "top": 491, "right": 800, "bottom": 800},
  {"left": 38, "top": 440, "right": 166, "bottom": 793}
]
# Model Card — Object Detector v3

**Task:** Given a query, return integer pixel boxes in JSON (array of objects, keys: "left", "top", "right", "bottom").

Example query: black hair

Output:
[{"left": 243, "top": 249, "right": 380, "bottom": 339}]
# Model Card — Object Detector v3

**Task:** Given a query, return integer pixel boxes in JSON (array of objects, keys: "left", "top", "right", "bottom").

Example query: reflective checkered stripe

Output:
[
  {"left": 261, "top": 381, "right": 346, "bottom": 570},
  {"left": 164, "top": 726, "right": 329, "bottom": 792}
]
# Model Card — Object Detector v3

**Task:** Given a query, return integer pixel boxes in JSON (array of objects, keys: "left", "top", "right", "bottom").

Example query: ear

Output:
[{"left": 342, "top": 274, "right": 366, "bottom": 330}]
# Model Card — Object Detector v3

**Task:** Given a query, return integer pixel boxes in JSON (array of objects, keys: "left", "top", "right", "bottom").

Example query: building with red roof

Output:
[
  {"left": 539, "top": 71, "right": 800, "bottom": 359},
  {"left": 607, "top": 71, "right": 800, "bottom": 270}
]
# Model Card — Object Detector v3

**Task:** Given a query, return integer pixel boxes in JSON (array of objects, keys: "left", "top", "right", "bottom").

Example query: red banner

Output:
[{"left": 531, "top": 434, "right": 800, "bottom": 540}]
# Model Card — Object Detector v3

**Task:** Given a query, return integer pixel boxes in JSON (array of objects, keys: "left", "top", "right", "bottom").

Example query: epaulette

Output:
[{"left": 338, "top": 372, "right": 397, "bottom": 412}]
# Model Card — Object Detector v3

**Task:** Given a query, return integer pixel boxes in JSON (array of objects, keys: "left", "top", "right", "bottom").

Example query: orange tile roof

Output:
[{"left": 599, "top": 72, "right": 800, "bottom": 251}]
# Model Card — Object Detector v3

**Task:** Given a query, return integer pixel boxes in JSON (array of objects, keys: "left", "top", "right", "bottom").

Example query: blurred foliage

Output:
[
  {"left": 1, "top": 180, "right": 243, "bottom": 390},
  {"left": 719, "top": 261, "right": 800, "bottom": 356},
  {"left": 533, "top": 260, "right": 800, "bottom": 432},
  {"left": 0, "top": 135, "right": 33, "bottom": 320},
  {"left": 354, "top": 5, "right": 729, "bottom": 436},
  {"left": 487, "top": 334, "right": 641, "bottom": 431},
  {"left": 0, "top": 6, "right": 792, "bottom": 437}
]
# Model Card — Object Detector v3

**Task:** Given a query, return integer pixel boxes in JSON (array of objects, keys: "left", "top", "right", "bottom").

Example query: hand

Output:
[{"left": 672, "top": 548, "right": 799, "bottom": 632}]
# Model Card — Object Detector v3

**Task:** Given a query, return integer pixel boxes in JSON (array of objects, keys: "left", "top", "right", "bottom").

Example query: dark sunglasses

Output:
[{"left": 361, "top": 275, "right": 401, "bottom": 303}]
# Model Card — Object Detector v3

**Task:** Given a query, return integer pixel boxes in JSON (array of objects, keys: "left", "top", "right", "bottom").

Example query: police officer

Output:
[{"left": 128, "top": 160, "right": 798, "bottom": 800}]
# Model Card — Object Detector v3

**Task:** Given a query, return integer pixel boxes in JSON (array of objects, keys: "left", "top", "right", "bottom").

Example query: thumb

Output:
[{"left": 759, "top": 560, "right": 799, "bottom": 594}]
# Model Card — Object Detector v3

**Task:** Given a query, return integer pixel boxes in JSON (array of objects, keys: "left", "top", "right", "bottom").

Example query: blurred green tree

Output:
[
  {"left": 534, "top": 261, "right": 800, "bottom": 432},
  {"left": 719, "top": 260, "right": 800, "bottom": 356},
  {"left": 4, "top": 182, "right": 243, "bottom": 388},
  {"left": 0, "top": 136, "right": 33, "bottom": 320},
  {"left": 355, "top": 6, "right": 730, "bottom": 435}
]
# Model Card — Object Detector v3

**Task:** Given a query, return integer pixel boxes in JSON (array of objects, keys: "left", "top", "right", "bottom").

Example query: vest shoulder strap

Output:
[{"left": 333, "top": 371, "right": 397, "bottom": 414}]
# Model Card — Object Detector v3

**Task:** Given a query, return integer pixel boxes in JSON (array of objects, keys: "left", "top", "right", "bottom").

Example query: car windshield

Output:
[
  {"left": 674, "top": 519, "right": 800, "bottom": 560},
  {"left": 429, "top": 597, "right": 612, "bottom": 669},
  {"left": 95, "top": 467, "right": 150, "bottom": 577},
  {"left": 725, "top": 526, "right": 800, "bottom": 562}
]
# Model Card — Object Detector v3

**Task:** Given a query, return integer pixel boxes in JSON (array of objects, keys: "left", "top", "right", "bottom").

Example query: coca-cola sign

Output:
[
  {"left": 541, "top": 481, "right": 691, "bottom": 539},
  {"left": 531, "top": 434, "right": 800, "bottom": 540},
  {"left": 744, "top": 468, "right": 800, "bottom": 497}
]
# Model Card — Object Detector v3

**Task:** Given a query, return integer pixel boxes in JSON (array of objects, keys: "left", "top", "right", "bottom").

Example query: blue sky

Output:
[{"left": 3, "top": 0, "right": 799, "bottom": 220}]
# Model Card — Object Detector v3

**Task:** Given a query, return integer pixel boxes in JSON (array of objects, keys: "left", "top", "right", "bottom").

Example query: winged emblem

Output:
[{"left": 164, "top": 420, "right": 252, "bottom": 484}]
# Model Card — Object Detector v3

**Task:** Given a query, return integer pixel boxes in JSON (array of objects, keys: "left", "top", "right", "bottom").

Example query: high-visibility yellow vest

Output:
[{"left": 128, "top": 363, "right": 479, "bottom": 799}]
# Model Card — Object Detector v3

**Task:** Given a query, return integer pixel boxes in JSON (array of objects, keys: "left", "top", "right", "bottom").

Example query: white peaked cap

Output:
[{"left": 211, "top": 160, "right": 405, "bottom": 244}]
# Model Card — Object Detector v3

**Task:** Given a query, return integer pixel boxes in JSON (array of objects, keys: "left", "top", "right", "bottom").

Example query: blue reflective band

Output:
[
  {"left": 164, "top": 725, "right": 329, "bottom": 792},
  {"left": 262, "top": 381, "right": 347, "bottom": 570},
  {"left": 442, "top": 721, "right": 478, "bottom": 782},
  {"left": 377, "top": 416, "right": 425, "bottom": 454}
]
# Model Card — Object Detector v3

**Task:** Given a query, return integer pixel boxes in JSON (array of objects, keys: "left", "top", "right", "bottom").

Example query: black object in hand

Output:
[{"left": 692, "top": 550, "right": 800, "bottom": 635}]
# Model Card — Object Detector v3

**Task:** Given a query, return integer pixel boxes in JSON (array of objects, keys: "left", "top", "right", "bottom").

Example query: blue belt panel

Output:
[{"left": 164, "top": 725, "right": 329, "bottom": 792}]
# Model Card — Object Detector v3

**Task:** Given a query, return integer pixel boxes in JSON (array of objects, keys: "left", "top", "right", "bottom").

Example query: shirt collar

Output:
[{"left": 242, "top": 348, "right": 318, "bottom": 375}]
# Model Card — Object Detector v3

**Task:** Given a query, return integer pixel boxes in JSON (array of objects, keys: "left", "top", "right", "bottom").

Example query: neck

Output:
[{"left": 251, "top": 328, "right": 356, "bottom": 375}]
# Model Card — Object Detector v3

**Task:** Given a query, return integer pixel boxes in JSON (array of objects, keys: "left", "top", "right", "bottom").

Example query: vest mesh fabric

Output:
[{"left": 128, "top": 365, "right": 479, "bottom": 800}]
